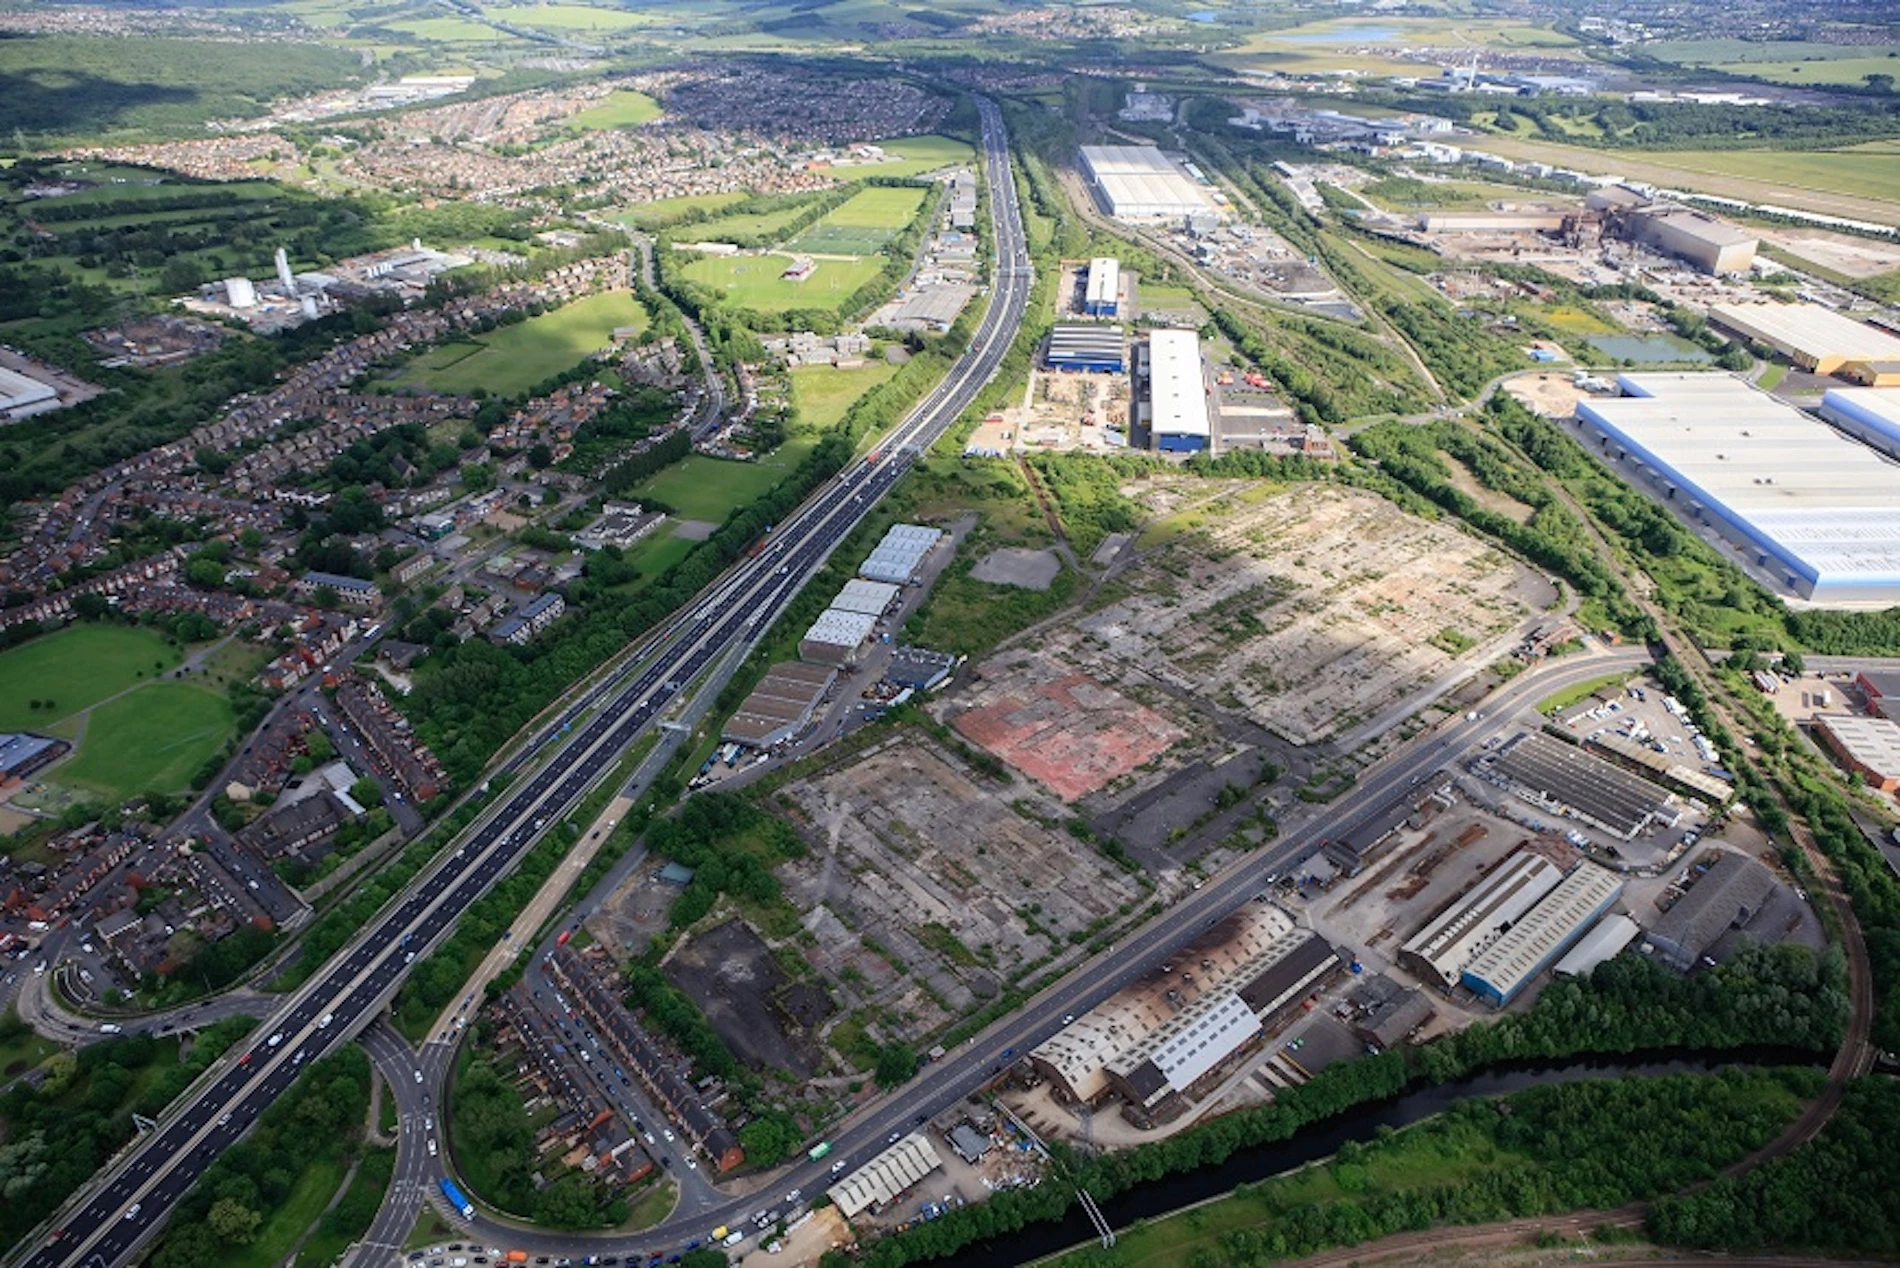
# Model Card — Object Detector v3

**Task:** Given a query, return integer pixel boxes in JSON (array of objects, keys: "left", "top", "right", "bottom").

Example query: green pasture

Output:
[
  {"left": 631, "top": 437, "right": 819, "bottom": 522},
  {"left": 55, "top": 682, "right": 233, "bottom": 802},
  {"left": 790, "top": 362, "right": 899, "bottom": 429},
  {"left": 677, "top": 200, "right": 822, "bottom": 243},
  {"left": 565, "top": 90, "right": 662, "bottom": 130},
  {"left": 611, "top": 193, "right": 747, "bottom": 229},
  {"left": 837, "top": 135, "right": 976, "bottom": 181},
  {"left": 491, "top": 2, "right": 659, "bottom": 30}
]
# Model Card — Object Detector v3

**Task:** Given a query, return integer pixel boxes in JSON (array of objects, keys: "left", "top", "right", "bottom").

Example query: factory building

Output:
[
  {"left": 798, "top": 609, "right": 879, "bottom": 667},
  {"left": 1031, "top": 906, "right": 1298, "bottom": 1105},
  {"left": 1460, "top": 863, "right": 1625, "bottom": 1007},
  {"left": 1647, "top": 852, "right": 1778, "bottom": 971},
  {"left": 828, "top": 1133, "right": 944, "bottom": 1219},
  {"left": 0, "top": 366, "right": 59, "bottom": 422},
  {"left": 1624, "top": 207, "right": 1757, "bottom": 274},
  {"left": 1841, "top": 360, "right": 1900, "bottom": 388},
  {"left": 1552, "top": 912, "right": 1641, "bottom": 978},
  {"left": 1138, "top": 329, "right": 1210, "bottom": 454},
  {"left": 1106, "top": 989, "right": 1261, "bottom": 1112},
  {"left": 1812, "top": 713, "right": 1900, "bottom": 792},
  {"left": 1416, "top": 212, "right": 1566, "bottom": 234},
  {"left": 1709, "top": 303, "right": 1900, "bottom": 375},
  {"left": 1084, "top": 257, "right": 1122, "bottom": 317},
  {"left": 1079, "top": 145, "right": 1219, "bottom": 222},
  {"left": 1856, "top": 670, "right": 1900, "bottom": 722},
  {"left": 1398, "top": 852, "right": 1563, "bottom": 990},
  {"left": 1489, "top": 731, "right": 1676, "bottom": 840},
  {"left": 829, "top": 578, "right": 901, "bottom": 618},
  {"left": 1576, "top": 373, "right": 1900, "bottom": 603},
  {"left": 1819, "top": 387, "right": 1900, "bottom": 460},
  {"left": 722, "top": 662, "right": 836, "bottom": 747},
  {"left": 1046, "top": 323, "right": 1126, "bottom": 373},
  {"left": 859, "top": 523, "right": 943, "bottom": 586}
]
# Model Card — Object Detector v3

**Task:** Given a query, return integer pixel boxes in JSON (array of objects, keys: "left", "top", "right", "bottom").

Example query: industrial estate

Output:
[{"left": 2, "top": 3, "right": 1900, "bottom": 1268}]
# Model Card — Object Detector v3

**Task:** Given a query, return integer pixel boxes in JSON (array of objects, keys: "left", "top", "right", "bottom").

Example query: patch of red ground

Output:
[{"left": 951, "top": 672, "right": 1187, "bottom": 801}]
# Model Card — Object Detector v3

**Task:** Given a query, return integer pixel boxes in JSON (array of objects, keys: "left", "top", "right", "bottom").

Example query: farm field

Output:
[
  {"left": 0, "top": 625, "right": 181, "bottom": 732},
  {"left": 387, "top": 291, "right": 647, "bottom": 395},
  {"left": 565, "top": 89, "right": 662, "bottom": 130},
  {"left": 677, "top": 253, "right": 883, "bottom": 312},
  {"left": 1212, "top": 16, "right": 1578, "bottom": 75},
  {"left": 611, "top": 192, "right": 747, "bottom": 228},
  {"left": 790, "top": 362, "right": 899, "bottom": 430},
  {"left": 1467, "top": 136, "right": 1900, "bottom": 224},
  {"left": 54, "top": 682, "right": 234, "bottom": 802},
  {"left": 786, "top": 185, "right": 928, "bottom": 256},
  {"left": 1645, "top": 37, "right": 1900, "bottom": 85}
]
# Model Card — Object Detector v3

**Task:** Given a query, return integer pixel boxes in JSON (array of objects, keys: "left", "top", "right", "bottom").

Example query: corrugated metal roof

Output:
[{"left": 1148, "top": 329, "right": 1209, "bottom": 438}]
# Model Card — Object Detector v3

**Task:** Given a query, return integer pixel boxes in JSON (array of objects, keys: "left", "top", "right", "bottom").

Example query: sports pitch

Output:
[
  {"left": 786, "top": 185, "right": 928, "bottom": 257},
  {"left": 677, "top": 254, "right": 883, "bottom": 312},
  {"left": 54, "top": 683, "right": 234, "bottom": 802}
]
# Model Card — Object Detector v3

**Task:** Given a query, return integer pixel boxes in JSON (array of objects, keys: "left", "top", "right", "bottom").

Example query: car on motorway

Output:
[
  {"left": 124, "top": 1203, "right": 141, "bottom": 1220},
  {"left": 415, "top": 1069, "right": 424, "bottom": 1083}
]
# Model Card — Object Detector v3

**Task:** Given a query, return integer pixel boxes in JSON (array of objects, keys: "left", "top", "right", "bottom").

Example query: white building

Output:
[
  {"left": 1141, "top": 329, "right": 1210, "bottom": 454},
  {"left": 0, "top": 366, "right": 59, "bottom": 422},
  {"left": 1078, "top": 146, "right": 1219, "bottom": 222}
]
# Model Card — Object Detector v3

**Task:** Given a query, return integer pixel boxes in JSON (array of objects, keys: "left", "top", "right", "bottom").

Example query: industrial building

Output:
[
  {"left": 1625, "top": 207, "right": 1757, "bottom": 274},
  {"left": 1553, "top": 912, "right": 1641, "bottom": 978},
  {"left": 1398, "top": 852, "right": 1563, "bottom": 990},
  {"left": 1106, "top": 989, "right": 1261, "bottom": 1112},
  {"left": 859, "top": 524, "right": 943, "bottom": 586},
  {"left": 798, "top": 609, "right": 879, "bottom": 667},
  {"left": 1137, "top": 329, "right": 1210, "bottom": 454},
  {"left": 723, "top": 662, "right": 836, "bottom": 747},
  {"left": 1583, "top": 731, "right": 1733, "bottom": 804},
  {"left": 1031, "top": 905, "right": 1299, "bottom": 1105},
  {"left": 1857, "top": 670, "right": 1900, "bottom": 721},
  {"left": 829, "top": 578, "right": 901, "bottom": 617},
  {"left": 1812, "top": 713, "right": 1900, "bottom": 792},
  {"left": 1079, "top": 145, "right": 1219, "bottom": 222},
  {"left": 1842, "top": 360, "right": 1900, "bottom": 388},
  {"left": 884, "top": 646, "right": 957, "bottom": 692},
  {"left": 1344, "top": 975, "right": 1435, "bottom": 1050},
  {"left": 1489, "top": 731, "right": 1676, "bottom": 840},
  {"left": 1648, "top": 852, "right": 1779, "bottom": 971},
  {"left": 1574, "top": 373, "right": 1900, "bottom": 604},
  {"left": 1819, "top": 387, "right": 1900, "bottom": 460},
  {"left": 1084, "top": 257, "right": 1122, "bottom": 317},
  {"left": 1416, "top": 212, "right": 1566, "bottom": 234},
  {"left": 1709, "top": 303, "right": 1900, "bottom": 375},
  {"left": 0, "top": 366, "right": 59, "bottom": 422},
  {"left": 828, "top": 1133, "right": 943, "bottom": 1219},
  {"left": 1460, "top": 863, "right": 1625, "bottom": 1007},
  {"left": 1046, "top": 323, "right": 1126, "bottom": 373}
]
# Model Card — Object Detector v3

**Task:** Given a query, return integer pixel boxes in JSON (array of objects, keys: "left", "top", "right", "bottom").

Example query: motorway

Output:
[{"left": 9, "top": 95, "right": 1029, "bottom": 1268}]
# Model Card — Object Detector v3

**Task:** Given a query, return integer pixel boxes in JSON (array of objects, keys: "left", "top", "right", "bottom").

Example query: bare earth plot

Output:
[
  {"left": 953, "top": 672, "right": 1187, "bottom": 801},
  {"left": 777, "top": 732, "right": 1146, "bottom": 1020},
  {"left": 1077, "top": 481, "right": 1544, "bottom": 745}
]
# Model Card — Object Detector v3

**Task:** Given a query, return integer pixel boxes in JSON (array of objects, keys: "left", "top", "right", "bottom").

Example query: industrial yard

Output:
[{"left": 1073, "top": 479, "right": 1557, "bottom": 747}]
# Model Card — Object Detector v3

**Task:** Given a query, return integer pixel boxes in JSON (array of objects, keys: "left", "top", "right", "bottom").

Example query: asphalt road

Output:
[{"left": 8, "top": 96, "right": 1030, "bottom": 1268}]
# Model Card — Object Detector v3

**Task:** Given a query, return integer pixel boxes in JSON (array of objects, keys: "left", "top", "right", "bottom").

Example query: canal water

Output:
[{"left": 970, "top": 1048, "right": 1823, "bottom": 1266}]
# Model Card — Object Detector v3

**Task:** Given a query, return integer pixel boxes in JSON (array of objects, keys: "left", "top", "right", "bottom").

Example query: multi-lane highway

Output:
[{"left": 11, "top": 96, "right": 1029, "bottom": 1268}]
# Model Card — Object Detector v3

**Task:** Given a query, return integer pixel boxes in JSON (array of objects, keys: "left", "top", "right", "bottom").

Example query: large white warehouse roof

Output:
[
  {"left": 1147, "top": 329, "right": 1209, "bottom": 439},
  {"left": 1576, "top": 373, "right": 1900, "bottom": 603},
  {"left": 1080, "top": 145, "right": 1217, "bottom": 221},
  {"left": 1820, "top": 387, "right": 1900, "bottom": 458}
]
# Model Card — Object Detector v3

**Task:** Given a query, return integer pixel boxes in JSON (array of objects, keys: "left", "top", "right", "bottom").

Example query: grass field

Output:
[
  {"left": 611, "top": 192, "right": 747, "bottom": 228},
  {"left": 787, "top": 185, "right": 928, "bottom": 256},
  {"left": 790, "top": 362, "right": 899, "bottom": 430},
  {"left": 566, "top": 89, "right": 662, "bottom": 130},
  {"left": 384, "top": 15, "right": 528, "bottom": 41},
  {"left": 837, "top": 134, "right": 976, "bottom": 181},
  {"left": 679, "top": 201, "right": 823, "bottom": 243},
  {"left": 490, "top": 2, "right": 659, "bottom": 30},
  {"left": 0, "top": 625, "right": 180, "bottom": 732},
  {"left": 1212, "top": 16, "right": 1578, "bottom": 75},
  {"left": 1645, "top": 37, "right": 1900, "bottom": 86},
  {"left": 678, "top": 254, "right": 884, "bottom": 313},
  {"left": 225, "top": 1155, "right": 349, "bottom": 1268},
  {"left": 1359, "top": 175, "right": 1553, "bottom": 211},
  {"left": 55, "top": 682, "right": 233, "bottom": 801},
  {"left": 293, "top": 1146, "right": 395, "bottom": 1268},
  {"left": 1468, "top": 136, "right": 1900, "bottom": 224},
  {"left": 389, "top": 291, "right": 647, "bottom": 395},
  {"left": 0, "top": 1009, "right": 57, "bottom": 1080},
  {"left": 631, "top": 438, "right": 819, "bottom": 522}
]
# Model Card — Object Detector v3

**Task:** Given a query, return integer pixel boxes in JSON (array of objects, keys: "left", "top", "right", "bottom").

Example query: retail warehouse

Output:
[
  {"left": 828, "top": 1133, "right": 944, "bottom": 1219},
  {"left": 1079, "top": 145, "right": 1220, "bottom": 222},
  {"left": 1574, "top": 373, "right": 1900, "bottom": 604},
  {"left": 723, "top": 662, "right": 836, "bottom": 747},
  {"left": 860, "top": 523, "right": 944, "bottom": 586},
  {"left": 1486, "top": 731, "right": 1676, "bottom": 840},
  {"left": 1084, "top": 257, "right": 1122, "bottom": 317}
]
